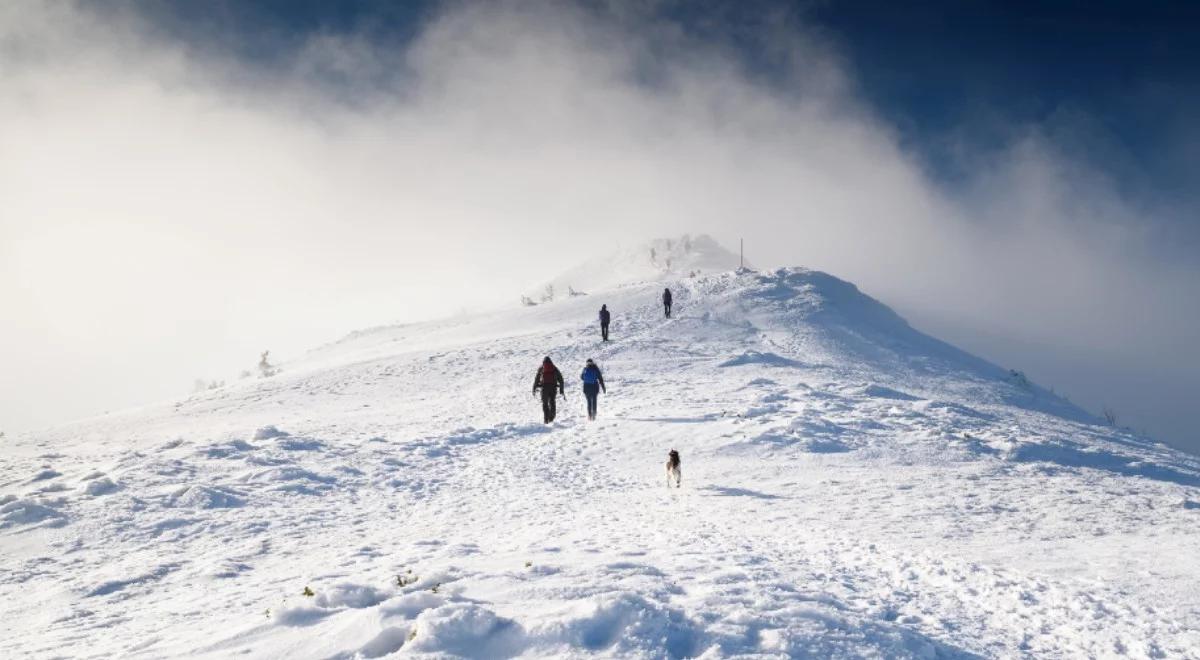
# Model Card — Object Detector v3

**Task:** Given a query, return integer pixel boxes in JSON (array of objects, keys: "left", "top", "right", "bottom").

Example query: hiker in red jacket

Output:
[{"left": 532, "top": 356, "right": 565, "bottom": 423}]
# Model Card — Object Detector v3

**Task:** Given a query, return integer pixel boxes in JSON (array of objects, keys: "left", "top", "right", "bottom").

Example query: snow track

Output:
[{"left": 2, "top": 268, "right": 1198, "bottom": 658}]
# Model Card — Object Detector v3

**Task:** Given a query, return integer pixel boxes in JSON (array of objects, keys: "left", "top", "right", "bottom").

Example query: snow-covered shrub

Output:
[
  {"left": 1103, "top": 405, "right": 1119, "bottom": 426},
  {"left": 258, "top": 351, "right": 278, "bottom": 378},
  {"left": 397, "top": 570, "right": 418, "bottom": 587},
  {"left": 193, "top": 379, "right": 225, "bottom": 393},
  {"left": 1007, "top": 369, "right": 1031, "bottom": 389},
  {"left": 520, "top": 296, "right": 537, "bottom": 307}
]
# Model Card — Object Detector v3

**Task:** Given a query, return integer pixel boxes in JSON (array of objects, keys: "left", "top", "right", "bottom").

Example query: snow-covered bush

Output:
[
  {"left": 193, "top": 379, "right": 226, "bottom": 393},
  {"left": 397, "top": 572, "right": 418, "bottom": 587},
  {"left": 259, "top": 351, "right": 278, "bottom": 378},
  {"left": 1008, "top": 369, "right": 1031, "bottom": 389},
  {"left": 1103, "top": 405, "right": 1119, "bottom": 426}
]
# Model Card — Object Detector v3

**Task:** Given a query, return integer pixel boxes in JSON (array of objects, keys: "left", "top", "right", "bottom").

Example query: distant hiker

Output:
[
  {"left": 599, "top": 304, "right": 611, "bottom": 341},
  {"left": 662, "top": 288, "right": 673, "bottom": 318},
  {"left": 532, "top": 356, "right": 565, "bottom": 423},
  {"left": 580, "top": 359, "right": 607, "bottom": 421}
]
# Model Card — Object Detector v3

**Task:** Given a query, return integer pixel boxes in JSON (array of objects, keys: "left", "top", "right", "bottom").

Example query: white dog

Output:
[{"left": 666, "top": 450, "right": 681, "bottom": 488}]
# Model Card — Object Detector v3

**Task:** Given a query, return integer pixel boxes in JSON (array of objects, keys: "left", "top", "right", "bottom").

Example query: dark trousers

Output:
[
  {"left": 583, "top": 383, "right": 600, "bottom": 419},
  {"left": 664, "top": 302, "right": 672, "bottom": 318},
  {"left": 601, "top": 322, "right": 610, "bottom": 341},
  {"left": 540, "top": 387, "right": 558, "bottom": 423}
]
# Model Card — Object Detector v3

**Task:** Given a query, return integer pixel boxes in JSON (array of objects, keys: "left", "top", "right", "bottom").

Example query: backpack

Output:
[
  {"left": 582, "top": 365, "right": 600, "bottom": 385},
  {"left": 542, "top": 362, "right": 557, "bottom": 384}
]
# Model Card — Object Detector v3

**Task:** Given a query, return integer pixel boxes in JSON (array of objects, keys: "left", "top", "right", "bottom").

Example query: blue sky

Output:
[{"left": 811, "top": 1, "right": 1200, "bottom": 226}]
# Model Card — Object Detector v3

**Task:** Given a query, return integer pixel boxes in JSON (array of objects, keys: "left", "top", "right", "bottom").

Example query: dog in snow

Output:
[{"left": 666, "top": 450, "right": 681, "bottom": 488}]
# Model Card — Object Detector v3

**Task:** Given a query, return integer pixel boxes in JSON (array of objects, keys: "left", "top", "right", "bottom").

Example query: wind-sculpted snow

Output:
[{"left": 1, "top": 267, "right": 1198, "bottom": 658}]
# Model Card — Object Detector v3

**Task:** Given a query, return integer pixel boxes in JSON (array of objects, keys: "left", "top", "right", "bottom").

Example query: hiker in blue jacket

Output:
[
  {"left": 580, "top": 359, "right": 607, "bottom": 421},
  {"left": 599, "top": 304, "right": 611, "bottom": 341}
]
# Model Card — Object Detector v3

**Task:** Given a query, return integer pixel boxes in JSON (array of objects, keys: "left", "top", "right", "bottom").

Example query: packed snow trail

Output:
[{"left": 2, "top": 269, "right": 1199, "bottom": 658}]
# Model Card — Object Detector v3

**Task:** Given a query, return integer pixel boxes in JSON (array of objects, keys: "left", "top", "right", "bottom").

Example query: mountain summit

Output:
[
  {"left": 3, "top": 264, "right": 1198, "bottom": 657},
  {"left": 531, "top": 234, "right": 747, "bottom": 302}
]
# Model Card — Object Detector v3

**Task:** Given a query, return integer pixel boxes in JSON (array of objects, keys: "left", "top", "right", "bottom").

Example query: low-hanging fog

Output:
[{"left": 2, "top": 2, "right": 1197, "bottom": 452}]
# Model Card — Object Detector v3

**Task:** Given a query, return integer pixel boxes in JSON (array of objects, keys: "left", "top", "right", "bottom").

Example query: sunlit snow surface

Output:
[{"left": 3, "top": 268, "right": 1198, "bottom": 658}]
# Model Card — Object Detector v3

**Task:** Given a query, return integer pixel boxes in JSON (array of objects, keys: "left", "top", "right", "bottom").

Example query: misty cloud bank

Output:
[{"left": 2, "top": 2, "right": 1196, "bottom": 451}]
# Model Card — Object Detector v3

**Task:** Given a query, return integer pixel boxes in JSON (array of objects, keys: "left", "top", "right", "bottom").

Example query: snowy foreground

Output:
[{"left": 3, "top": 268, "right": 1200, "bottom": 658}]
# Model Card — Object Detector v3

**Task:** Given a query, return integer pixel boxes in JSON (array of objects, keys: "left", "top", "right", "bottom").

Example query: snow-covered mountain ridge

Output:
[
  {"left": 528, "top": 234, "right": 746, "bottom": 302},
  {"left": 3, "top": 266, "right": 1198, "bottom": 658}
]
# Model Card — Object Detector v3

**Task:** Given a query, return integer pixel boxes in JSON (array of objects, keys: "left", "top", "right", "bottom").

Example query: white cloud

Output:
[{"left": 1, "top": 1, "right": 1196, "bottom": 450}]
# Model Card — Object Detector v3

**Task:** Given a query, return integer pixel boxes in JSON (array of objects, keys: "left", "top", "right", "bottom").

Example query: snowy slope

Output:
[
  {"left": 3, "top": 264, "right": 1200, "bottom": 659},
  {"left": 528, "top": 234, "right": 747, "bottom": 301}
]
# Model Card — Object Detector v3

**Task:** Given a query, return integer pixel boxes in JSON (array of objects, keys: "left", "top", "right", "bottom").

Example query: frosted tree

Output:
[
  {"left": 521, "top": 295, "right": 537, "bottom": 307},
  {"left": 540, "top": 284, "right": 555, "bottom": 303}
]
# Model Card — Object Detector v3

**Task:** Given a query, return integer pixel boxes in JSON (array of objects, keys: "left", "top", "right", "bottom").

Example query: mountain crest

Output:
[{"left": 528, "top": 234, "right": 747, "bottom": 304}]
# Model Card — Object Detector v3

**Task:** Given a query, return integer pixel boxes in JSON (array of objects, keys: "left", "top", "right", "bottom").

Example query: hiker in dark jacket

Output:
[
  {"left": 599, "top": 305, "right": 611, "bottom": 341},
  {"left": 532, "top": 356, "right": 565, "bottom": 423},
  {"left": 580, "top": 359, "right": 607, "bottom": 420},
  {"left": 663, "top": 288, "right": 673, "bottom": 318}
]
